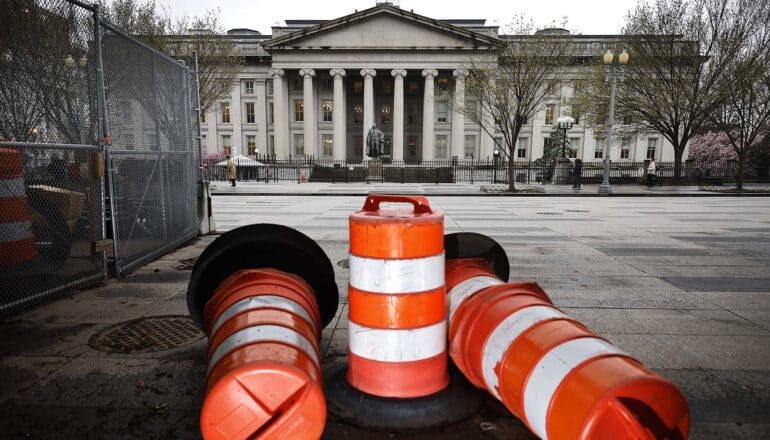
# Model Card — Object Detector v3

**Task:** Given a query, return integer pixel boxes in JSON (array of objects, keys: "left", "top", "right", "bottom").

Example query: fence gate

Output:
[{"left": 101, "top": 22, "right": 199, "bottom": 275}]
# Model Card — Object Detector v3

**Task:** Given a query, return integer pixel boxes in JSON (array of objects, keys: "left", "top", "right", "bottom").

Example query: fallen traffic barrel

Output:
[
  {"left": 0, "top": 148, "right": 36, "bottom": 267},
  {"left": 444, "top": 232, "right": 690, "bottom": 440},
  {"left": 325, "top": 195, "right": 483, "bottom": 431},
  {"left": 187, "top": 224, "right": 339, "bottom": 440}
]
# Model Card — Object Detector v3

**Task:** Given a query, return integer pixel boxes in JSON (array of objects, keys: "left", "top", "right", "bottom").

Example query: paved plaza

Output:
[{"left": 1, "top": 194, "right": 769, "bottom": 439}]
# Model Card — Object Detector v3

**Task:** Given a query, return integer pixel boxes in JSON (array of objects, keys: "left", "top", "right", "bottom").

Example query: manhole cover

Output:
[
  {"left": 89, "top": 315, "right": 203, "bottom": 354},
  {"left": 337, "top": 259, "right": 349, "bottom": 268}
]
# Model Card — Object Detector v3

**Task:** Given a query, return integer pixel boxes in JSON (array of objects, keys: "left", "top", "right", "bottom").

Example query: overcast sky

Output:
[{"left": 153, "top": 0, "right": 640, "bottom": 35}]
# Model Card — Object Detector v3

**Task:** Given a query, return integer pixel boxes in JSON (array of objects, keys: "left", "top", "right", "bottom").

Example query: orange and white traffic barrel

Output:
[
  {"left": 444, "top": 232, "right": 690, "bottom": 440},
  {"left": 0, "top": 148, "right": 36, "bottom": 267},
  {"left": 187, "top": 224, "right": 339, "bottom": 440},
  {"left": 347, "top": 194, "right": 448, "bottom": 398}
]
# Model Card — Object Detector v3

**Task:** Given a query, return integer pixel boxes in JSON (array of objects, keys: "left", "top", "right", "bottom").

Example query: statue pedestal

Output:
[
  {"left": 367, "top": 159, "right": 382, "bottom": 182},
  {"left": 551, "top": 157, "right": 572, "bottom": 185}
]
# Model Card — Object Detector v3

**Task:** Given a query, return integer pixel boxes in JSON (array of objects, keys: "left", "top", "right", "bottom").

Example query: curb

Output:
[{"left": 211, "top": 191, "right": 770, "bottom": 197}]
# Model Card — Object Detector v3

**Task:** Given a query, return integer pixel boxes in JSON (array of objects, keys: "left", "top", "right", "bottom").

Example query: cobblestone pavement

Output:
[{"left": 1, "top": 195, "right": 769, "bottom": 439}]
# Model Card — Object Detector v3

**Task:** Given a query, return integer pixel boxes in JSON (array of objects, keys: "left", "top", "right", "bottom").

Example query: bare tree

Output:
[
  {"left": 102, "top": 0, "right": 242, "bottom": 115},
  {"left": 1, "top": 0, "right": 97, "bottom": 143},
  {"left": 454, "top": 17, "right": 572, "bottom": 192},
  {"left": 619, "top": 0, "right": 734, "bottom": 183},
  {"left": 708, "top": 0, "right": 770, "bottom": 189}
]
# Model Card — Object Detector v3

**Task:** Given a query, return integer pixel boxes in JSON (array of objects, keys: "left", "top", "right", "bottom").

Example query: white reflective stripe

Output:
[
  {"left": 447, "top": 276, "right": 504, "bottom": 323},
  {"left": 481, "top": 306, "right": 567, "bottom": 400},
  {"left": 0, "top": 221, "right": 33, "bottom": 242},
  {"left": 209, "top": 295, "right": 314, "bottom": 337},
  {"left": 207, "top": 324, "right": 319, "bottom": 373},
  {"left": 523, "top": 338, "right": 626, "bottom": 440},
  {"left": 0, "top": 177, "right": 25, "bottom": 198},
  {"left": 348, "top": 321, "right": 446, "bottom": 362},
  {"left": 349, "top": 252, "right": 444, "bottom": 294}
]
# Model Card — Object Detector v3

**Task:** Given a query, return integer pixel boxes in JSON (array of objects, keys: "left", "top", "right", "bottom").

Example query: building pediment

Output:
[{"left": 263, "top": 4, "right": 499, "bottom": 51}]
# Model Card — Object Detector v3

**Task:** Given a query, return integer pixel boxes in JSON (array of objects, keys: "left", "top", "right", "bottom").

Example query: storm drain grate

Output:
[{"left": 89, "top": 315, "right": 203, "bottom": 354}]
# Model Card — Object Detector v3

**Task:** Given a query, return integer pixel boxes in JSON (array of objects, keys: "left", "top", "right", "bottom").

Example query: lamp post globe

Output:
[{"left": 557, "top": 116, "right": 574, "bottom": 158}]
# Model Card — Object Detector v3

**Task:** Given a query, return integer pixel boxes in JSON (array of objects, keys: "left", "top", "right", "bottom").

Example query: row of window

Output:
[
  {"left": 207, "top": 100, "right": 465, "bottom": 125},
  {"left": 206, "top": 132, "right": 660, "bottom": 161}
]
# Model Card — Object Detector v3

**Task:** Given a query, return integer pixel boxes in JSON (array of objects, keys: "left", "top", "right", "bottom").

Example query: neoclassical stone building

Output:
[{"left": 200, "top": 3, "right": 678, "bottom": 163}]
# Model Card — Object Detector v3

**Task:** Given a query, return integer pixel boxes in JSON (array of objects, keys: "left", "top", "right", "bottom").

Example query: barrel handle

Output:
[{"left": 362, "top": 194, "right": 433, "bottom": 214}]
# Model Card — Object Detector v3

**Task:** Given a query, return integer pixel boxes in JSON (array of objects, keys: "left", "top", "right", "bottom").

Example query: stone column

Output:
[
  {"left": 330, "top": 69, "right": 347, "bottom": 160},
  {"left": 452, "top": 69, "right": 468, "bottom": 158},
  {"left": 480, "top": 104, "right": 495, "bottom": 159},
  {"left": 421, "top": 69, "right": 438, "bottom": 161},
  {"left": 255, "top": 80, "right": 267, "bottom": 155},
  {"left": 270, "top": 68, "right": 287, "bottom": 158},
  {"left": 299, "top": 68, "right": 316, "bottom": 157},
  {"left": 361, "top": 69, "right": 377, "bottom": 156},
  {"left": 391, "top": 69, "right": 407, "bottom": 161}
]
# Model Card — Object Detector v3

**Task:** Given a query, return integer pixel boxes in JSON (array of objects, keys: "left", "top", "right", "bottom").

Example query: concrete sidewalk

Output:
[
  {"left": 210, "top": 181, "right": 770, "bottom": 196},
  {"left": 2, "top": 195, "right": 769, "bottom": 439}
]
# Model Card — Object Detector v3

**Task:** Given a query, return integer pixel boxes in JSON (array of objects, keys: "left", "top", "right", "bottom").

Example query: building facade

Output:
[{"left": 200, "top": 3, "right": 679, "bottom": 163}]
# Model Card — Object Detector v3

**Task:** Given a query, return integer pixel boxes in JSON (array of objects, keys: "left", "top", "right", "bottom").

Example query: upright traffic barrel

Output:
[
  {"left": 187, "top": 224, "right": 339, "bottom": 440},
  {"left": 347, "top": 194, "right": 448, "bottom": 397},
  {"left": 444, "top": 232, "right": 690, "bottom": 440},
  {"left": 0, "top": 148, "right": 36, "bottom": 267}
]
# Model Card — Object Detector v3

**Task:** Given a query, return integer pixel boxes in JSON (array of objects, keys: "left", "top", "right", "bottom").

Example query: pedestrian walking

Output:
[
  {"left": 572, "top": 158, "right": 583, "bottom": 189},
  {"left": 647, "top": 159, "right": 657, "bottom": 186},
  {"left": 226, "top": 155, "right": 236, "bottom": 187}
]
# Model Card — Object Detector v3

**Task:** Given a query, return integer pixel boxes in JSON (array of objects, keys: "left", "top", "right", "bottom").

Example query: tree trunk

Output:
[
  {"left": 737, "top": 154, "right": 745, "bottom": 190},
  {"left": 507, "top": 154, "right": 516, "bottom": 192},
  {"left": 673, "top": 148, "right": 684, "bottom": 185}
]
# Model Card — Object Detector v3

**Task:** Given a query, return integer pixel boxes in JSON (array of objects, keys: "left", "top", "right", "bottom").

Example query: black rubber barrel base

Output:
[{"left": 325, "top": 364, "right": 485, "bottom": 431}]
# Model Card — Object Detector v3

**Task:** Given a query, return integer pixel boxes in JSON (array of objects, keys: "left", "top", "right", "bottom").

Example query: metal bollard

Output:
[
  {"left": 444, "top": 232, "right": 690, "bottom": 440},
  {"left": 187, "top": 224, "right": 339, "bottom": 440}
]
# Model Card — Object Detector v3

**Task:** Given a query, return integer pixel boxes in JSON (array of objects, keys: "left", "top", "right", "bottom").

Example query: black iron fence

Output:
[{"left": 201, "top": 155, "right": 769, "bottom": 185}]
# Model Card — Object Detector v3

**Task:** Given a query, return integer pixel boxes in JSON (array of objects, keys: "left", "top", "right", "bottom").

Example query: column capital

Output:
[
  {"left": 453, "top": 68, "right": 469, "bottom": 78},
  {"left": 422, "top": 69, "right": 438, "bottom": 78},
  {"left": 269, "top": 68, "right": 285, "bottom": 77},
  {"left": 391, "top": 69, "right": 407, "bottom": 78},
  {"left": 299, "top": 68, "right": 316, "bottom": 78},
  {"left": 360, "top": 68, "right": 377, "bottom": 78},
  {"left": 329, "top": 68, "right": 346, "bottom": 78}
]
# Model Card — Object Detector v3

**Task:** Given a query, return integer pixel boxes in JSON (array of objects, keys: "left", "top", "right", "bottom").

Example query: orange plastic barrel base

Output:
[
  {"left": 201, "top": 362, "right": 325, "bottom": 440},
  {"left": 347, "top": 352, "right": 449, "bottom": 398}
]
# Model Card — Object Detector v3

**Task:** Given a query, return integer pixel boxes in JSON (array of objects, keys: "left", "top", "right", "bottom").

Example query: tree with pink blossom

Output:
[{"left": 688, "top": 132, "right": 737, "bottom": 163}]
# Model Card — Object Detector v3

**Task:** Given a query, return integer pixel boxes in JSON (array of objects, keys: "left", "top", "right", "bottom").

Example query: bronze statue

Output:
[{"left": 366, "top": 124, "right": 385, "bottom": 159}]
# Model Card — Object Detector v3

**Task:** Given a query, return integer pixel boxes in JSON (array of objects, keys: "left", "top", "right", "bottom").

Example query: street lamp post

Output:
[
  {"left": 598, "top": 49, "right": 628, "bottom": 195},
  {"left": 493, "top": 149, "right": 500, "bottom": 183},
  {"left": 65, "top": 54, "right": 88, "bottom": 145},
  {"left": 557, "top": 116, "right": 575, "bottom": 158}
]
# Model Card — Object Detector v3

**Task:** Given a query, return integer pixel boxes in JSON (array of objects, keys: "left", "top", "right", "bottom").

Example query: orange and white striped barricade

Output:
[
  {"left": 187, "top": 224, "right": 339, "bottom": 440},
  {"left": 0, "top": 148, "right": 36, "bottom": 267},
  {"left": 325, "top": 196, "right": 483, "bottom": 431},
  {"left": 444, "top": 232, "right": 690, "bottom": 440},
  {"left": 347, "top": 194, "right": 448, "bottom": 397}
]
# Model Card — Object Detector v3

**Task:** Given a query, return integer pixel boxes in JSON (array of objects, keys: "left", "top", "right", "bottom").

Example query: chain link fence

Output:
[
  {"left": 0, "top": 0, "right": 106, "bottom": 314},
  {"left": 0, "top": 0, "right": 201, "bottom": 313},
  {"left": 101, "top": 22, "right": 198, "bottom": 275}
]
